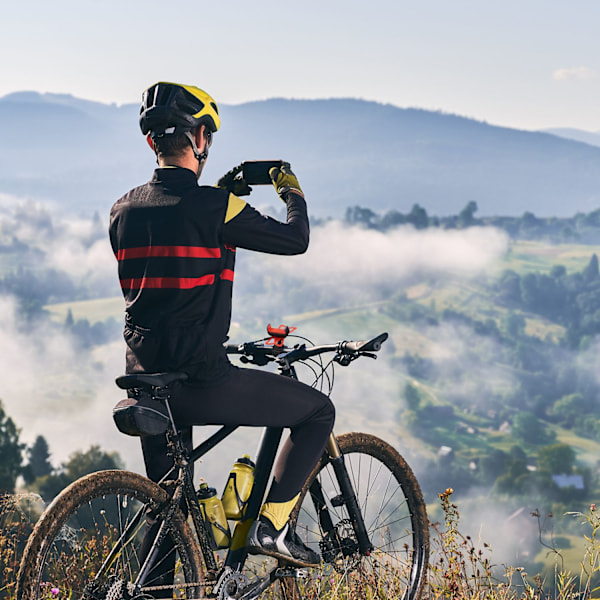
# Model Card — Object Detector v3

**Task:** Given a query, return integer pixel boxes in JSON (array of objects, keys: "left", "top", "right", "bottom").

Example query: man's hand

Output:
[
  {"left": 269, "top": 162, "right": 304, "bottom": 200},
  {"left": 216, "top": 164, "right": 252, "bottom": 197}
]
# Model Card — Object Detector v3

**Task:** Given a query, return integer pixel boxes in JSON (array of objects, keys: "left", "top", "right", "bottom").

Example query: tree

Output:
[
  {"left": 0, "top": 400, "right": 23, "bottom": 492},
  {"left": 22, "top": 435, "right": 53, "bottom": 484},
  {"left": 458, "top": 201, "right": 478, "bottom": 227},
  {"left": 64, "top": 445, "right": 123, "bottom": 481},
  {"left": 36, "top": 445, "right": 123, "bottom": 501},
  {"left": 496, "top": 270, "right": 522, "bottom": 305},
  {"left": 582, "top": 254, "right": 599, "bottom": 282},
  {"left": 537, "top": 444, "right": 576, "bottom": 475},
  {"left": 407, "top": 204, "right": 429, "bottom": 229},
  {"left": 345, "top": 205, "right": 376, "bottom": 228},
  {"left": 549, "top": 393, "right": 595, "bottom": 428},
  {"left": 512, "top": 412, "right": 554, "bottom": 446}
]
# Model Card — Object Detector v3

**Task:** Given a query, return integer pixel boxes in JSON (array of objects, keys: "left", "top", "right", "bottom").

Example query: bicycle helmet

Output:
[{"left": 139, "top": 82, "right": 221, "bottom": 137}]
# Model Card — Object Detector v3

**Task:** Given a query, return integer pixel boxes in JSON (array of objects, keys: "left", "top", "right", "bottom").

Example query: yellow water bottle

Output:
[
  {"left": 221, "top": 455, "right": 256, "bottom": 520},
  {"left": 197, "top": 482, "right": 231, "bottom": 549}
]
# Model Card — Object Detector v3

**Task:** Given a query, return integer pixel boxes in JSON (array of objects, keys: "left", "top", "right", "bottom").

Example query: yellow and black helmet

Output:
[{"left": 139, "top": 82, "right": 221, "bottom": 136}]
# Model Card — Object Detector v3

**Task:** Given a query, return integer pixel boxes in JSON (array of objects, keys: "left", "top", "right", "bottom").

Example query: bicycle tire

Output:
[
  {"left": 17, "top": 469, "right": 204, "bottom": 600},
  {"left": 281, "top": 432, "right": 429, "bottom": 600}
]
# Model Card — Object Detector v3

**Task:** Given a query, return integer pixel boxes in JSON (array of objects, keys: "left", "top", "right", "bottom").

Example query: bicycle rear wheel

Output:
[
  {"left": 17, "top": 469, "right": 204, "bottom": 599},
  {"left": 282, "top": 432, "right": 429, "bottom": 600}
]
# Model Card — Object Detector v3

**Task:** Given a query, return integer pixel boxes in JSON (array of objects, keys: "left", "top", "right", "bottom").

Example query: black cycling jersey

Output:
[
  {"left": 109, "top": 166, "right": 309, "bottom": 382},
  {"left": 111, "top": 164, "right": 333, "bottom": 531}
]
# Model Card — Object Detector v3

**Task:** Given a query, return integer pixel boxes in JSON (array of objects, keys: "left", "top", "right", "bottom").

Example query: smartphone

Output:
[{"left": 241, "top": 160, "right": 283, "bottom": 185}]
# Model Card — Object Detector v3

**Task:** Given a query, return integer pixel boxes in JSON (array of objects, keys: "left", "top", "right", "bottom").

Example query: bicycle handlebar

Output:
[{"left": 225, "top": 331, "right": 389, "bottom": 367}]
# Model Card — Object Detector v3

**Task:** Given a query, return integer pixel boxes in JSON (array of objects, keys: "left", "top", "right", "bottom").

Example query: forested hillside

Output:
[
  {"left": 2, "top": 200, "right": 600, "bottom": 575},
  {"left": 1, "top": 94, "right": 600, "bottom": 573}
]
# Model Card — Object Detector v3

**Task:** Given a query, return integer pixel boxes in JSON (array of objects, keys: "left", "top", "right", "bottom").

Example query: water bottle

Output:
[
  {"left": 197, "top": 482, "right": 231, "bottom": 549},
  {"left": 221, "top": 455, "right": 256, "bottom": 520}
]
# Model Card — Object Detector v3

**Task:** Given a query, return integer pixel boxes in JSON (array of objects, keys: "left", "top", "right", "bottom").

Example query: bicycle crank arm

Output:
[{"left": 236, "top": 567, "right": 307, "bottom": 600}]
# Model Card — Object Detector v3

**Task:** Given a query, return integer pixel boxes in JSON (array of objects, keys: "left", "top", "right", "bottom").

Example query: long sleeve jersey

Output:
[{"left": 109, "top": 166, "right": 309, "bottom": 382}]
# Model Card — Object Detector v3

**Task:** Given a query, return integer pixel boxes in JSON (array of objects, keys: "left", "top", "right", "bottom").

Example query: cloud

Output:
[
  {"left": 0, "top": 209, "right": 510, "bottom": 486},
  {"left": 553, "top": 66, "right": 597, "bottom": 81},
  {"left": 0, "top": 195, "right": 119, "bottom": 297},
  {"left": 0, "top": 294, "right": 134, "bottom": 466},
  {"left": 233, "top": 222, "right": 510, "bottom": 318}
]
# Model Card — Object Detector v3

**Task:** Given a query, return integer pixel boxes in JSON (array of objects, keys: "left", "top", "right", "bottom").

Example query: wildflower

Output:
[
  {"left": 51, "top": 587, "right": 59, "bottom": 597},
  {"left": 591, "top": 504, "right": 596, "bottom": 512}
]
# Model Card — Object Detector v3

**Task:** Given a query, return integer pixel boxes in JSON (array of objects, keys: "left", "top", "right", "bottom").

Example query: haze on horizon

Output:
[{"left": 2, "top": 0, "right": 599, "bottom": 133}]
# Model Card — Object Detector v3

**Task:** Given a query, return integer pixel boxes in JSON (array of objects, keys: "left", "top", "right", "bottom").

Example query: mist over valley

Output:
[{"left": 3, "top": 92, "right": 600, "bottom": 575}]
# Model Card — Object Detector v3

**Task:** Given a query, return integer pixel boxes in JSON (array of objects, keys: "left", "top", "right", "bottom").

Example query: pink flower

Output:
[{"left": 51, "top": 588, "right": 59, "bottom": 597}]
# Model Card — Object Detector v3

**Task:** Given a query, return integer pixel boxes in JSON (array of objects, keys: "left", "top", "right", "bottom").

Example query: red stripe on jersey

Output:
[
  {"left": 116, "top": 245, "right": 221, "bottom": 260},
  {"left": 120, "top": 274, "right": 216, "bottom": 289},
  {"left": 220, "top": 269, "right": 235, "bottom": 282}
]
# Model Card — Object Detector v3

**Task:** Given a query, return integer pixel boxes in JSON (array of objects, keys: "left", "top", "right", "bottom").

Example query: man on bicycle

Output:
[{"left": 109, "top": 81, "right": 334, "bottom": 567}]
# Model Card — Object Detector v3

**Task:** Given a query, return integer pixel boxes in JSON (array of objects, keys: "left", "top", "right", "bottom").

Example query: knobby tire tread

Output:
[
  {"left": 17, "top": 469, "right": 204, "bottom": 600},
  {"left": 282, "top": 431, "right": 429, "bottom": 600}
]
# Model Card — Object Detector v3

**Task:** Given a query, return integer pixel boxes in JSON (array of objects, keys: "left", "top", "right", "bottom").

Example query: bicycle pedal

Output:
[{"left": 275, "top": 567, "right": 308, "bottom": 579}]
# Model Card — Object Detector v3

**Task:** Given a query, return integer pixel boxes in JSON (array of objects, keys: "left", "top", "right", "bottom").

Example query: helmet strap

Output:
[{"left": 184, "top": 131, "right": 208, "bottom": 171}]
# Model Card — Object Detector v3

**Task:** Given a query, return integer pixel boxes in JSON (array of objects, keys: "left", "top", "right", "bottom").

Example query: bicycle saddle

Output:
[{"left": 115, "top": 372, "right": 189, "bottom": 391}]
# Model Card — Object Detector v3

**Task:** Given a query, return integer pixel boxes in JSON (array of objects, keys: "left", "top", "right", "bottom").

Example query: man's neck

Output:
[{"left": 158, "top": 152, "right": 200, "bottom": 176}]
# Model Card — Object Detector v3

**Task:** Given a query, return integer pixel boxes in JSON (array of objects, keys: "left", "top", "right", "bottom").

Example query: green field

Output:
[
  {"left": 45, "top": 296, "right": 124, "bottom": 324},
  {"left": 43, "top": 238, "right": 600, "bottom": 329}
]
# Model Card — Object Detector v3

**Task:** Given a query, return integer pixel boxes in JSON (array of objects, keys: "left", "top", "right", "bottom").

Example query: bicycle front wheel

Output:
[
  {"left": 284, "top": 432, "right": 429, "bottom": 600},
  {"left": 17, "top": 469, "right": 204, "bottom": 599}
]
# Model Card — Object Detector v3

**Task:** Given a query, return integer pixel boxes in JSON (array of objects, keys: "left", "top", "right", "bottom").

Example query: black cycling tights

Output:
[{"left": 140, "top": 365, "right": 336, "bottom": 504}]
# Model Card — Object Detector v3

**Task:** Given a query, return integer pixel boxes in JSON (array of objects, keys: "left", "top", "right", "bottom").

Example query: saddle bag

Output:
[{"left": 112, "top": 396, "right": 170, "bottom": 437}]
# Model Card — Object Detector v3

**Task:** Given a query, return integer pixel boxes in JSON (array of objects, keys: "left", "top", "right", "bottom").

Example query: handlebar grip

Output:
[{"left": 342, "top": 332, "right": 389, "bottom": 353}]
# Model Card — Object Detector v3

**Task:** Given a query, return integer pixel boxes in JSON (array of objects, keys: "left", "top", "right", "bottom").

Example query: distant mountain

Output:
[
  {"left": 543, "top": 127, "right": 600, "bottom": 148},
  {"left": 1, "top": 92, "right": 600, "bottom": 218}
]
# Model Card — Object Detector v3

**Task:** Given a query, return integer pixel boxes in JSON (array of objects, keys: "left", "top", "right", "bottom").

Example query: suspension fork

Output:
[{"left": 309, "top": 434, "right": 373, "bottom": 555}]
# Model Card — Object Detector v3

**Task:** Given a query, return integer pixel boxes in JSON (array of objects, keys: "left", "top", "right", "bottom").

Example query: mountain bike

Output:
[{"left": 17, "top": 325, "right": 429, "bottom": 600}]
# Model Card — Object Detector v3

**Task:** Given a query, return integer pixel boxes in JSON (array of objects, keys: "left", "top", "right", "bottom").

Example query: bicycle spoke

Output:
[{"left": 289, "top": 433, "right": 428, "bottom": 600}]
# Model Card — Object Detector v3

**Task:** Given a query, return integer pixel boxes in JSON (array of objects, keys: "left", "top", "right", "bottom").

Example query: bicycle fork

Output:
[{"left": 311, "top": 434, "right": 373, "bottom": 557}]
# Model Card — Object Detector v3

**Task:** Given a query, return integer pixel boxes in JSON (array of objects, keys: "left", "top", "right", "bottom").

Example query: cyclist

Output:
[{"left": 109, "top": 82, "right": 335, "bottom": 568}]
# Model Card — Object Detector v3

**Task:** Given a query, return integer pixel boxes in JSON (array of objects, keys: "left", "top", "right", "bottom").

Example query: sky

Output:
[{"left": 2, "top": 0, "right": 599, "bottom": 132}]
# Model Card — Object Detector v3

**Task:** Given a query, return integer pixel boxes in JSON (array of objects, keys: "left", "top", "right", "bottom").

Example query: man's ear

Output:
[
  {"left": 146, "top": 134, "right": 155, "bottom": 151},
  {"left": 195, "top": 125, "right": 206, "bottom": 150}
]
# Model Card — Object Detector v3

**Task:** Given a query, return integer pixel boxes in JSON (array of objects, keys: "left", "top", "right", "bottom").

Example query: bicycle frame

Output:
[
  {"left": 132, "top": 410, "right": 375, "bottom": 594},
  {"left": 19, "top": 328, "right": 428, "bottom": 600},
  {"left": 113, "top": 330, "right": 389, "bottom": 594}
]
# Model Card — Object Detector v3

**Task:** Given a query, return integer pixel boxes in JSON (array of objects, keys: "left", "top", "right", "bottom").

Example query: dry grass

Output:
[
  {"left": 0, "top": 493, "right": 44, "bottom": 600},
  {"left": 3, "top": 488, "right": 600, "bottom": 600}
]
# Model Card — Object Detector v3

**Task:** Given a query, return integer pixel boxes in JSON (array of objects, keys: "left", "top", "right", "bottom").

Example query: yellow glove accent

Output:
[
  {"left": 225, "top": 194, "right": 247, "bottom": 223},
  {"left": 260, "top": 494, "right": 301, "bottom": 531},
  {"left": 269, "top": 162, "right": 304, "bottom": 201}
]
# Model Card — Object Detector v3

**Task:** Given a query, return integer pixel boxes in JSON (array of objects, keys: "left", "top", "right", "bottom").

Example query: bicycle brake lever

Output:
[
  {"left": 240, "top": 355, "right": 272, "bottom": 367},
  {"left": 334, "top": 354, "right": 354, "bottom": 367}
]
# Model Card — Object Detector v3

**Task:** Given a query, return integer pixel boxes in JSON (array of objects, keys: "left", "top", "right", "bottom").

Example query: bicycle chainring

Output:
[{"left": 213, "top": 568, "right": 251, "bottom": 600}]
